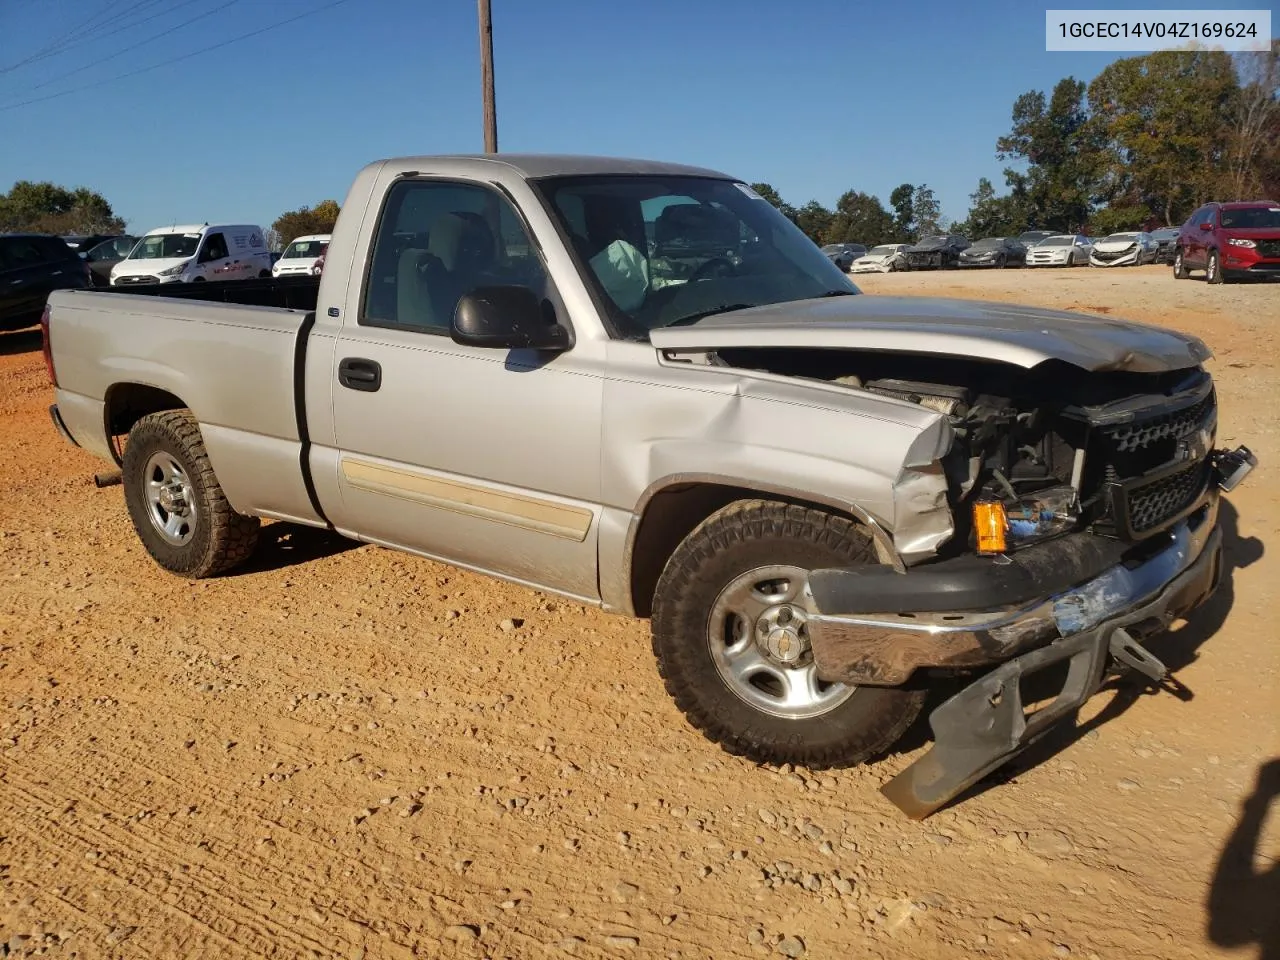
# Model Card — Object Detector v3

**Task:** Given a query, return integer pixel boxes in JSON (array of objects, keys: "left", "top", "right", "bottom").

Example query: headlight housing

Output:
[
  {"left": 159, "top": 259, "right": 191, "bottom": 277},
  {"left": 973, "top": 485, "right": 1079, "bottom": 555},
  {"left": 1227, "top": 238, "right": 1256, "bottom": 248}
]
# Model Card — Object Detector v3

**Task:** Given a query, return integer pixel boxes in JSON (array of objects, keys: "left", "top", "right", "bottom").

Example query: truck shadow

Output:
[
  {"left": 226, "top": 522, "right": 362, "bottom": 576},
  {"left": 0, "top": 328, "right": 42, "bottom": 356},
  {"left": 1207, "top": 758, "right": 1280, "bottom": 960},
  {"left": 896, "top": 497, "right": 1263, "bottom": 798}
]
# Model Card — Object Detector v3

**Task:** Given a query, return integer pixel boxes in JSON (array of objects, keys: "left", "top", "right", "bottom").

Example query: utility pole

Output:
[{"left": 478, "top": 0, "right": 497, "bottom": 153}]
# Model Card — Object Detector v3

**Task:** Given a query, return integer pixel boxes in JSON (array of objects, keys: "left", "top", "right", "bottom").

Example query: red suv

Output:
[{"left": 1174, "top": 200, "right": 1280, "bottom": 284}]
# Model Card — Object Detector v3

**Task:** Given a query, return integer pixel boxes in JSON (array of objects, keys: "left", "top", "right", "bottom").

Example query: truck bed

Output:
[
  {"left": 99, "top": 274, "right": 321, "bottom": 311},
  {"left": 46, "top": 281, "right": 325, "bottom": 527}
]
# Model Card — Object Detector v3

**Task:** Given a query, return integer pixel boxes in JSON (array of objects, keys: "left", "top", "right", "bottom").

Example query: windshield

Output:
[
  {"left": 531, "top": 175, "right": 858, "bottom": 338},
  {"left": 1221, "top": 206, "right": 1280, "bottom": 229},
  {"left": 129, "top": 233, "right": 200, "bottom": 260},
  {"left": 1102, "top": 233, "right": 1137, "bottom": 243},
  {"left": 969, "top": 238, "right": 1003, "bottom": 249},
  {"left": 282, "top": 239, "right": 328, "bottom": 259},
  {"left": 868, "top": 245, "right": 900, "bottom": 256},
  {"left": 1041, "top": 236, "right": 1073, "bottom": 246}
]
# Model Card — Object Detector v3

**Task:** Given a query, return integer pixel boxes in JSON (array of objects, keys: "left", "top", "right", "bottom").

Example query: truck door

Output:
[{"left": 320, "top": 177, "right": 605, "bottom": 602}]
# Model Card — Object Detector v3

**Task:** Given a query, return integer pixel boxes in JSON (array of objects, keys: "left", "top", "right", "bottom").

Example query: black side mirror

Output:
[{"left": 451, "top": 285, "right": 571, "bottom": 352}]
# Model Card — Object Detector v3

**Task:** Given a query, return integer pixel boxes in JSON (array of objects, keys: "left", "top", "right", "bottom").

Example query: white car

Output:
[
  {"left": 110, "top": 223, "right": 272, "bottom": 286},
  {"left": 272, "top": 234, "right": 331, "bottom": 278},
  {"left": 850, "top": 243, "right": 910, "bottom": 273},
  {"left": 1026, "top": 234, "right": 1094, "bottom": 267},
  {"left": 1089, "top": 231, "right": 1159, "bottom": 267}
]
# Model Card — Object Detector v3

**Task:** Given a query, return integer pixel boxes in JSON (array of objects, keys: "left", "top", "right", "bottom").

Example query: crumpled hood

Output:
[
  {"left": 648, "top": 295, "right": 1212, "bottom": 373},
  {"left": 1093, "top": 238, "right": 1139, "bottom": 252}
]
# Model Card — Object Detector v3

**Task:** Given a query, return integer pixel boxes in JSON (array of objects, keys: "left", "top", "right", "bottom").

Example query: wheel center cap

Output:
[{"left": 765, "top": 626, "right": 803, "bottom": 664}]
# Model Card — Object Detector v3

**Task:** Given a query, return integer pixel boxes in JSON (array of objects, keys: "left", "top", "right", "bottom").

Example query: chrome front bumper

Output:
[
  {"left": 808, "top": 496, "right": 1222, "bottom": 687},
  {"left": 806, "top": 445, "right": 1256, "bottom": 819}
]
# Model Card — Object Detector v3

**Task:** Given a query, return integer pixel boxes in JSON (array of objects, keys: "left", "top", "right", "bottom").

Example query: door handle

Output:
[{"left": 338, "top": 357, "right": 381, "bottom": 392}]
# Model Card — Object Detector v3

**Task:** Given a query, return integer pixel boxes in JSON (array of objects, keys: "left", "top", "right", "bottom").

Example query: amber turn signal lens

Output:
[{"left": 973, "top": 500, "right": 1009, "bottom": 555}]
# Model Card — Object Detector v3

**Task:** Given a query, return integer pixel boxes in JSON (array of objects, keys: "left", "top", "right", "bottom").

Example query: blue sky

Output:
[{"left": 1, "top": 0, "right": 1275, "bottom": 233}]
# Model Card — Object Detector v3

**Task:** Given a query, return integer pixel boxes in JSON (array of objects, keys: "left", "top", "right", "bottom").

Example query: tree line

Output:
[{"left": 754, "top": 43, "right": 1279, "bottom": 246}]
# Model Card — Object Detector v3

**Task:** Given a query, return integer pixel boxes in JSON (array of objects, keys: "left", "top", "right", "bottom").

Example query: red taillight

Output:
[{"left": 41, "top": 304, "right": 57, "bottom": 386}]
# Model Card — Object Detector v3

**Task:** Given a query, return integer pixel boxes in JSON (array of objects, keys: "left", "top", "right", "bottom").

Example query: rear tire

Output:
[
  {"left": 1174, "top": 249, "right": 1189, "bottom": 279},
  {"left": 122, "top": 410, "right": 260, "bottom": 578},
  {"left": 651, "top": 499, "right": 926, "bottom": 769}
]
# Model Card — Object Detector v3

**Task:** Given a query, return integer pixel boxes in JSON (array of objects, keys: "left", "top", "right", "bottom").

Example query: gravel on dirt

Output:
[{"left": 0, "top": 265, "right": 1276, "bottom": 959}]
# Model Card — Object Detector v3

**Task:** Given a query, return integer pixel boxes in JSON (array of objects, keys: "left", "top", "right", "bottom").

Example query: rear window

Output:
[{"left": 1221, "top": 206, "right": 1280, "bottom": 229}]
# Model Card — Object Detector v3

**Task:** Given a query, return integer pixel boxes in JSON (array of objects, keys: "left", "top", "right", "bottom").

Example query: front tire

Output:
[
  {"left": 122, "top": 410, "right": 260, "bottom": 578},
  {"left": 651, "top": 500, "right": 926, "bottom": 768},
  {"left": 1206, "top": 249, "right": 1224, "bottom": 284}
]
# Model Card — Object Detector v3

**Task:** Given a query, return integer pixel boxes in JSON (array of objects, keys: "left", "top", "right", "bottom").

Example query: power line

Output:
[
  {"left": 0, "top": 0, "right": 164, "bottom": 75},
  {"left": 0, "top": 0, "right": 354, "bottom": 112},
  {"left": 15, "top": 0, "right": 205, "bottom": 77},
  {"left": 29, "top": 0, "right": 245, "bottom": 91}
]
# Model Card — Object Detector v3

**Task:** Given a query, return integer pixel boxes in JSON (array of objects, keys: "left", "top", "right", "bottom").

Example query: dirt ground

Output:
[{"left": 1, "top": 264, "right": 1277, "bottom": 960}]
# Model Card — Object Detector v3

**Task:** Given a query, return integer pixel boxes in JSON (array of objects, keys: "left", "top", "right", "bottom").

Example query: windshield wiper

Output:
[
  {"left": 664, "top": 303, "right": 757, "bottom": 327},
  {"left": 818, "top": 289, "right": 856, "bottom": 297}
]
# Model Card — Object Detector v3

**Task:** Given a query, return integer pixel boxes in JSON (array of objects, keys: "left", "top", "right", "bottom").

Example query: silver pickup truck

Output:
[{"left": 43, "top": 154, "right": 1256, "bottom": 817}]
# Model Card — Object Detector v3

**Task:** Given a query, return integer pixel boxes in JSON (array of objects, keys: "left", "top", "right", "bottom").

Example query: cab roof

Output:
[{"left": 373, "top": 153, "right": 735, "bottom": 181}]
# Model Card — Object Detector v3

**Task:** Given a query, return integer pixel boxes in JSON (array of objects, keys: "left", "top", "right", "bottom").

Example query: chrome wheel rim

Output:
[
  {"left": 143, "top": 451, "right": 198, "bottom": 546},
  {"left": 1207, "top": 254, "right": 1217, "bottom": 280},
  {"left": 708, "top": 564, "right": 855, "bottom": 720}
]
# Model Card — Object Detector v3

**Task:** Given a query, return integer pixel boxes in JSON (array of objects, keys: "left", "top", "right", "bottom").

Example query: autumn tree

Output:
[
  {"left": 272, "top": 199, "right": 341, "bottom": 246},
  {"left": 0, "top": 180, "right": 125, "bottom": 234},
  {"left": 1223, "top": 40, "right": 1280, "bottom": 199},
  {"left": 1087, "top": 50, "right": 1238, "bottom": 224}
]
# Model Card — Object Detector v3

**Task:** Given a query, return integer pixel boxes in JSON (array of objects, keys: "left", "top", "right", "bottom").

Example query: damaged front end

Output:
[{"left": 722, "top": 348, "right": 1257, "bottom": 818}]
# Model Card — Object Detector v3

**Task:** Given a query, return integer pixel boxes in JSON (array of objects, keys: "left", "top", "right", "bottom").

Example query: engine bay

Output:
[{"left": 711, "top": 347, "right": 1217, "bottom": 557}]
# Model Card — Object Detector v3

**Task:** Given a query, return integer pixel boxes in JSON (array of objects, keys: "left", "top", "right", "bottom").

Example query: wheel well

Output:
[
  {"left": 627, "top": 482, "right": 851, "bottom": 619},
  {"left": 104, "top": 383, "right": 187, "bottom": 462}
]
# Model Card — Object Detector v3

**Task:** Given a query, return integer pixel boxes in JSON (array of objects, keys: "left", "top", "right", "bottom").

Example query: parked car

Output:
[
  {"left": 1026, "top": 234, "right": 1094, "bottom": 267},
  {"left": 850, "top": 243, "right": 910, "bottom": 273},
  {"left": 81, "top": 235, "right": 139, "bottom": 287},
  {"left": 43, "top": 153, "right": 1257, "bottom": 819},
  {"left": 110, "top": 223, "right": 272, "bottom": 286},
  {"left": 820, "top": 242, "right": 866, "bottom": 272},
  {"left": 1017, "top": 230, "right": 1056, "bottom": 248},
  {"left": 1, "top": 233, "right": 92, "bottom": 331},
  {"left": 957, "top": 236, "right": 1026, "bottom": 268},
  {"left": 903, "top": 234, "right": 970, "bottom": 269},
  {"left": 1089, "top": 231, "right": 1159, "bottom": 267},
  {"left": 1174, "top": 201, "right": 1280, "bottom": 284},
  {"left": 61, "top": 234, "right": 123, "bottom": 254},
  {"left": 1148, "top": 227, "right": 1180, "bottom": 264},
  {"left": 272, "top": 234, "right": 331, "bottom": 278}
]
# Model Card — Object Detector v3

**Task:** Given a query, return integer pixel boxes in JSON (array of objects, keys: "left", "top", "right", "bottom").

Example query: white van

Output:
[
  {"left": 110, "top": 223, "right": 272, "bottom": 286},
  {"left": 271, "top": 233, "right": 330, "bottom": 278}
]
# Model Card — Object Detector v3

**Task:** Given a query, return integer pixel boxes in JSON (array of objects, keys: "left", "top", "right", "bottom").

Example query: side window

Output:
[
  {"left": 4, "top": 239, "right": 48, "bottom": 267},
  {"left": 199, "top": 233, "right": 229, "bottom": 263},
  {"left": 361, "top": 178, "right": 549, "bottom": 334}
]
